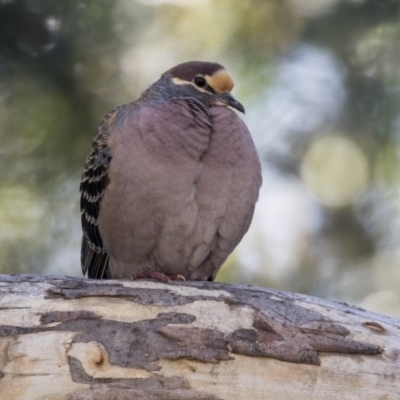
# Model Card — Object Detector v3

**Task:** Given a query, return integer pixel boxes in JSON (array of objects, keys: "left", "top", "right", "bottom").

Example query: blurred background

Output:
[{"left": 1, "top": 0, "right": 399, "bottom": 317}]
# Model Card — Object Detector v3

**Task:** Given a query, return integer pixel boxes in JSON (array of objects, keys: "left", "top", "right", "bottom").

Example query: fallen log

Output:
[{"left": 0, "top": 274, "right": 399, "bottom": 399}]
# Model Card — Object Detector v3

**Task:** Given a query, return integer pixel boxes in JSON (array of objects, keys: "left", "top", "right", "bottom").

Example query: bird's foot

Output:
[
  {"left": 131, "top": 271, "right": 186, "bottom": 283},
  {"left": 166, "top": 274, "right": 186, "bottom": 281}
]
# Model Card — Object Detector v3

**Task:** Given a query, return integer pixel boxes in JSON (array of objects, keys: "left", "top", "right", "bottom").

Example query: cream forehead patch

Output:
[{"left": 205, "top": 69, "right": 235, "bottom": 93}]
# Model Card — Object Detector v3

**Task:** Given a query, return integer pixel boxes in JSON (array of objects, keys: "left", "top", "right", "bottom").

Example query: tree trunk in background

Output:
[{"left": 0, "top": 274, "right": 399, "bottom": 400}]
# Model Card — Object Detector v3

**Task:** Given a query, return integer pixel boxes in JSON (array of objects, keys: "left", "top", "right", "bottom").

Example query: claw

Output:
[
  {"left": 167, "top": 274, "right": 186, "bottom": 281},
  {"left": 131, "top": 271, "right": 187, "bottom": 283},
  {"left": 132, "top": 271, "right": 170, "bottom": 283}
]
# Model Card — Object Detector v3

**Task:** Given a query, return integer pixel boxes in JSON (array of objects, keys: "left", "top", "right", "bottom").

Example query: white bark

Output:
[{"left": 0, "top": 274, "right": 399, "bottom": 399}]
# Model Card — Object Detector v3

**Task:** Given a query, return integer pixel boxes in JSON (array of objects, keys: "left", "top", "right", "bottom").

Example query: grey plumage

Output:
[{"left": 80, "top": 61, "right": 262, "bottom": 281}]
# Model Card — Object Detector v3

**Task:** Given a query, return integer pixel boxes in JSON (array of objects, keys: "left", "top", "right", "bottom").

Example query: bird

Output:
[{"left": 80, "top": 61, "right": 262, "bottom": 282}]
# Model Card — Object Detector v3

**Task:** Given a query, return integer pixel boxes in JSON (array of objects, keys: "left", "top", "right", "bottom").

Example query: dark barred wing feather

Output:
[{"left": 80, "top": 108, "right": 119, "bottom": 279}]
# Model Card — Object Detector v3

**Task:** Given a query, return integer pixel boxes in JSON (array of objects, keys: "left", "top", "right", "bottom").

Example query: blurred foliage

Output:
[{"left": 1, "top": 0, "right": 400, "bottom": 317}]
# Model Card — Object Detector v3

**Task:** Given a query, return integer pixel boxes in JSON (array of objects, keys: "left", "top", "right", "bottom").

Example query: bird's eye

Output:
[{"left": 193, "top": 76, "right": 206, "bottom": 88}]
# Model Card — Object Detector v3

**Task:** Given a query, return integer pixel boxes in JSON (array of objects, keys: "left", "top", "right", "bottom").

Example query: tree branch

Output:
[{"left": 0, "top": 274, "right": 399, "bottom": 399}]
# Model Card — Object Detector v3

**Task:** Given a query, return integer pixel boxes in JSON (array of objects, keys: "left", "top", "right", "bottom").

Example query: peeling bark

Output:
[{"left": 0, "top": 274, "right": 399, "bottom": 399}]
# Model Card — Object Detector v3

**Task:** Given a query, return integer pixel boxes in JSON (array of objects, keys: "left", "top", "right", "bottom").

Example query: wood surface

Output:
[{"left": 0, "top": 274, "right": 399, "bottom": 399}]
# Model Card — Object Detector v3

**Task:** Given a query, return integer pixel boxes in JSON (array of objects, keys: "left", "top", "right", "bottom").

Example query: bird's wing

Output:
[{"left": 80, "top": 107, "right": 121, "bottom": 279}]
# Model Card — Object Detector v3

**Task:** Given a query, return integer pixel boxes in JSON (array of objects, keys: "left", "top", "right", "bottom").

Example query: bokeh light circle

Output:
[{"left": 301, "top": 135, "right": 369, "bottom": 206}]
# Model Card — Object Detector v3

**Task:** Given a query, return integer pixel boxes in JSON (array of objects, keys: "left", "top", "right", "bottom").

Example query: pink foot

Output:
[{"left": 131, "top": 271, "right": 186, "bottom": 283}]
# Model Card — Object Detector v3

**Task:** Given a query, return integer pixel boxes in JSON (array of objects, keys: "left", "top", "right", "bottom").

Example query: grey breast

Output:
[{"left": 96, "top": 98, "right": 261, "bottom": 280}]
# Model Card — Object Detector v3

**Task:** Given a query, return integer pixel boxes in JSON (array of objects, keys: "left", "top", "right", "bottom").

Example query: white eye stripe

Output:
[
  {"left": 172, "top": 77, "right": 191, "bottom": 85},
  {"left": 171, "top": 70, "right": 235, "bottom": 93},
  {"left": 191, "top": 83, "right": 213, "bottom": 94},
  {"left": 172, "top": 77, "right": 213, "bottom": 94}
]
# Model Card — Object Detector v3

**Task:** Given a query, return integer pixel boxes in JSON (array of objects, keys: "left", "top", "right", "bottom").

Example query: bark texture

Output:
[{"left": 0, "top": 274, "right": 399, "bottom": 399}]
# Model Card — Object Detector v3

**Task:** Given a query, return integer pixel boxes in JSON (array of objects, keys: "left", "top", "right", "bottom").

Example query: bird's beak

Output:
[{"left": 216, "top": 92, "right": 245, "bottom": 114}]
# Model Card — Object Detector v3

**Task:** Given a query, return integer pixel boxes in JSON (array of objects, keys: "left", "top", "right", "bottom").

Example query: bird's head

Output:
[{"left": 146, "top": 61, "right": 245, "bottom": 114}]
